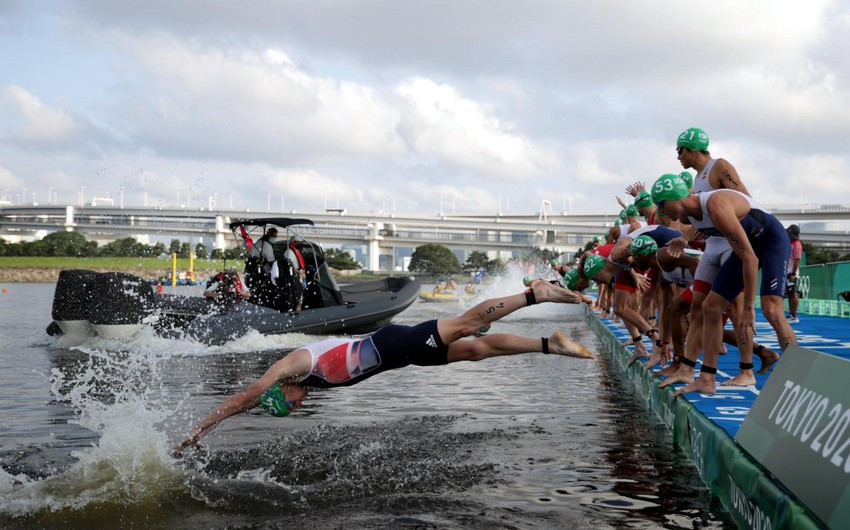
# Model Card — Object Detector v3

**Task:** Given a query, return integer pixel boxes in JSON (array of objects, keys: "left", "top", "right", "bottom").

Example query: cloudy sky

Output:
[{"left": 1, "top": 0, "right": 848, "bottom": 216}]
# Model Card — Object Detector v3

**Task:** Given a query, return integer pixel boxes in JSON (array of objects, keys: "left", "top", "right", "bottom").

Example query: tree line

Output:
[
  {"left": 0, "top": 231, "right": 243, "bottom": 260},
  {"left": 0, "top": 230, "right": 363, "bottom": 271},
  {"left": 407, "top": 243, "right": 577, "bottom": 276}
]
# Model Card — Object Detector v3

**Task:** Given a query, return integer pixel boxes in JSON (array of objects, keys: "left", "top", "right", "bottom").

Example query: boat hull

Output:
[{"left": 47, "top": 270, "right": 419, "bottom": 345}]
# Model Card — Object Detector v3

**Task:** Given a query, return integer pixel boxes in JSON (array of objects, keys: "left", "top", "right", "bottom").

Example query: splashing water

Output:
[
  {"left": 0, "top": 316, "right": 371, "bottom": 520},
  {"left": 0, "top": 346, "right": 184, "bottom": 516}
]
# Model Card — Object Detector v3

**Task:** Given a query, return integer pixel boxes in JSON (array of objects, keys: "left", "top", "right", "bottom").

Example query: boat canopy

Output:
[{"left": 228, "top": 218, "right": 315, "bottom": 230}]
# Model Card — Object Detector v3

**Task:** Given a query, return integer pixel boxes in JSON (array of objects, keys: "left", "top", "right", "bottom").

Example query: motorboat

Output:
[{"left": 46, "top": 218, "right": 420, "bottom": 345}]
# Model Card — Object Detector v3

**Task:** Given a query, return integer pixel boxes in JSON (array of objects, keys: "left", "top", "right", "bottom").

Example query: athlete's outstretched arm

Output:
[{"left": 174, "top": 349, "right": 312, "bottom": 454}]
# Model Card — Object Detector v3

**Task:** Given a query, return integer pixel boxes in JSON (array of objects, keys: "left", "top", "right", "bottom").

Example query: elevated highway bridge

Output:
[{"left": 2, "top": 204, "right": 849, "bottom": 271}]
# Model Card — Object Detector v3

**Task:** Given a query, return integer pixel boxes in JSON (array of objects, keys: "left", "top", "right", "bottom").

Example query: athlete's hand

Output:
[
  {"left": 667, "top": 237, "right": 686, "bottom": 258},
  {"left": 631, "top": 271, "right": 650, "bottom": 293},
  {"left": 172, "top": 435, "right": 199, "bottom": 457},
  {"left": 739, "top": 307, "right": 756, "bottom": 346},
  {"left": 625, "top": 181, "right": 646, "bottom": 197}
]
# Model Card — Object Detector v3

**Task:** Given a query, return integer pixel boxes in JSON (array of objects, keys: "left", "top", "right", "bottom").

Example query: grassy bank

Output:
[
  {"left": 0, "top": 256, "right": 232, "bottom": 270},
  {"left": 0, "top": 256, "right": 392, "bottom": 283}
]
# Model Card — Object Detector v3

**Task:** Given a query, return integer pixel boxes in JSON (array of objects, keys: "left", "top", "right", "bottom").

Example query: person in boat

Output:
[
  {"left": 283, "top": 234, "right": 307, "bottom": 311},
  {"left": 244, "top": 227, "right": 279, "bottom": 307},
  {"left": 250, "top": 227, "right": 279, "bottom": 274},
  {"left": 203, "top": 268, "right": 249, "bottom": 309},
  {"left": 174, "top": 280, "right": 593, "bottom": 454}
]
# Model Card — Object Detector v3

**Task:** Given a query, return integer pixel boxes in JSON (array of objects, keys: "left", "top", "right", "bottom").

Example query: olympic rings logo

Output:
[{"left": 799, "top": 275, "right": 811, "bottom": 298}]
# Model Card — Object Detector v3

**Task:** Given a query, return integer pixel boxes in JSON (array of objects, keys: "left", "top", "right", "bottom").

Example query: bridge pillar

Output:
[
  {"left": 214, "top": 215, "right": 228, "bottom": 249},
  {"left": 366, "top": 222, "right": 384, "bottom": 272},
  {"left": 64, "top": 206, "right": 75, "bottom": 231}
]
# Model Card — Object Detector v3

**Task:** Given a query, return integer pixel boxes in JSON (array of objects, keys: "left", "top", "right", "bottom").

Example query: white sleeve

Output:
[{"left": 270, "top": 261, "right": 279, "bottom": 285}]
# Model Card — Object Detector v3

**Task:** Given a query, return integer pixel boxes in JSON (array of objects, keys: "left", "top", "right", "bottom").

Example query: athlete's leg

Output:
[
  {"left": 659, "top": 288, "right": 707, "bottom": 388},
  {"left": 613, "top": 288, "right": 649, "bottom": 358},
  {"left": 721, "top": 295, "right": 756, "bottom": 387},
  {"left": 762, "top": 294, "right": 797, "bottom": 351},
  {"left": 645, "top": 282, "right": 673, "bottom": 370},
  {"left": 671, "top": 291, "right": 728, "bottom": 396},
  {"left": 659, "top": 238, "right": 728, "bottom": 388},
  {"left": 447, "top": 331, "right": 594, "bottom": 362},
  {"left": 436, "top": 280, "right": 580, "bottom": 345},
  {"left": 655, "top": 288, "right": 691, "bottom": 378}
]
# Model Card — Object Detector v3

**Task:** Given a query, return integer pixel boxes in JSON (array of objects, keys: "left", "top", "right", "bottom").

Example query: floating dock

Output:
[{"left": 587, "top": 303, "right": 850, "bottom": 529}]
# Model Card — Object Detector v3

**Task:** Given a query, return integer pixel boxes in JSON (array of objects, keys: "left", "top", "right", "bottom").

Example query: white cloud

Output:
[
  {"left": 114, "top": 40, "right": 406, "bottom": 165},
  {"left": 0, "top": 165, "right": 24, "bottom": 195},
  {"left": 396, "top": 77, "right": 559, "bottom": 180},
  {"left": 1, "top": 0, "right": 849, "bottom": 216},
  {"left": 1, "top": 85, "right": 77, "bottom": 143}
]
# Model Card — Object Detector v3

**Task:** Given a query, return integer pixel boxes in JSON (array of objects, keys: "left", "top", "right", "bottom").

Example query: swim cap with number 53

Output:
[{"left": 651, "top": 174, "right": 690, "bottom": 203}]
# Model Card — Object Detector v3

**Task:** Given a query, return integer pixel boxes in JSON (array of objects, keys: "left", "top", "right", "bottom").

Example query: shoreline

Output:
[
  {"left": 0, "top": 267, "right": 393, "bottom": 284},
  {"left": 0, "top": 267, "right": 220, "bottom": 284}
]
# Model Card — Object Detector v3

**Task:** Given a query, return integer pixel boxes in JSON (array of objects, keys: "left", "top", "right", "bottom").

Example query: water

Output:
[{"left": 0, "top": 272, "right": 733, "bottom": 529}]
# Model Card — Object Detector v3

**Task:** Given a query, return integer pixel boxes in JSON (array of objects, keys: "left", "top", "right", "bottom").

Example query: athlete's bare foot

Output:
[
  {"left": 531, "top": 280, "right": 581, "bottom": 304},
  {"left": 653, "top": 361, "right": 680, "bottom": 378},
  {"left": 626, "top": 340, "right": 649, "bottom": 367},
  {"left": 658, "top": 366, "right": 695, "bottom": 388},
  {"left": 756, "top": 348, "right": 780, "bottom": 374},
  {"left": 644, "top": 347, "right": 669, "bottom": 371},
  {"left": 549, "top": 331, "right": 595, "bottom": 359},
  {"left": 721, "top": 370, "right": 756, "bottom": 387},
  {"left": 673, "top": 375, "right": 717, "bottom": 397}
]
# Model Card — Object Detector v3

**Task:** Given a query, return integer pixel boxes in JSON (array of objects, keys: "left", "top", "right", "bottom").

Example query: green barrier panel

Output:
[
  {"left": 585, "top": 307, "right": 823, "bottom": 528},
  {"left": 756, "top": 297, "right": 850, "bottom": 318},
  {"left": 802, "top": 264, "right": 834, "bottom": 300}
]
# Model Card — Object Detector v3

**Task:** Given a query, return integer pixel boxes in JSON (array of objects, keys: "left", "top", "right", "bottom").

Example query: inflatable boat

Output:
[
  {"left": 417, "top": 290, "right": 477, "bottom": 303},
  {"left": 46, "top": 218, "right": 420, "bottom": 345}
]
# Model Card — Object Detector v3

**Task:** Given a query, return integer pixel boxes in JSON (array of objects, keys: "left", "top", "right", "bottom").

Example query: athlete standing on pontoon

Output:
[
  {"left": 651, "top": 173, "right": 797, "bottom": 396},
  {"left": 174, "top": 281, "right": 594, "bottom": 453}
]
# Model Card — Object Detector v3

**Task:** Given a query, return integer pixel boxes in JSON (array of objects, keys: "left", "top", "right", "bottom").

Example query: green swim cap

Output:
[
  {"left": 634, "top": 190, "right": 653, "bottom": 209},
  {"left": 678, "top": 171, "right": 694, "bottom": 189},
  {"left": 564, "top": 268, "right": 579, "bottom": 290},
  {"left": 618, "top": 209, "right": 627, "bottom": 221},
  {"left": 583, "top": 254, "right": 607, "bottom": 279},
  {"left": 614, "top": 219, "right": 622, "bottom": 226},
  {"left": 630, "top": 235, "right": 658, "bottom": 256},
  {"left": 259, "top": 383, "right": 295, "bottom": 417},
  {"left": 594, "top": 235, "right": 605, "bottom": 243},
  {"left": 651, "top": 173, "right": 690, "bottom": 203},
  {"left": 677, "top": 127, "right": 709, "bottom": 151},
  {"left": 549, "top": 259, "right": 559, "bottom": 266},
  {"left": 626, "top": 204, "right": 639, "bottom": 218}
]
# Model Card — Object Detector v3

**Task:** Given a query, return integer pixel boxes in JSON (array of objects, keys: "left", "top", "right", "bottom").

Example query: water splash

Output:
[{"left": 0, "top": 346, "right": 186, "bottom": 516}]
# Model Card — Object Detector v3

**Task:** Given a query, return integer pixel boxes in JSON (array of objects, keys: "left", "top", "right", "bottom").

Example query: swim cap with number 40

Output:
[
  {"left": 677, "top": 127, "right": 709, "bottom": 151},
  {"left": 630, "top": 235, "right": 658, "bottom": 256},
  {"left": 651, "top": 174, "right": 690, "bottom": 203}
]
